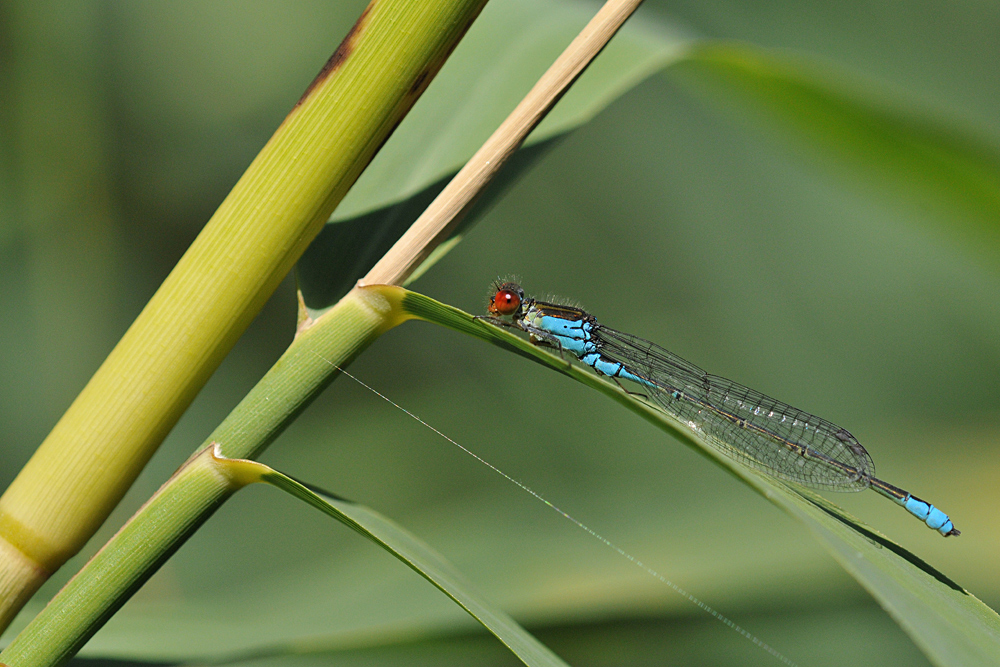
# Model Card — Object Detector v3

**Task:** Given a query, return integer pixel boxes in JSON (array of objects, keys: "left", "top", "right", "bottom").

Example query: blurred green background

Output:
[{"left": 1, "top": 1, "right": 998, "bottom": 665}]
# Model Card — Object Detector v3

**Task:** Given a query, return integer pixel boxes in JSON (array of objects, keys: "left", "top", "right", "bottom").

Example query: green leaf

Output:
[
  {"left": 225, "top": 455, "right": 571, "bottom": 667},
  {"left": 396, "top": 287, "right": 1000, "bottom": 667},
  {"left": 332, "top": 0, "right": 692, "bottom": 222},
  {"left": 297, "top": 0, "right": 694, "bottom": 314},
  {"left": 669, "top": 42, "right": 1000, "bottom": 264},
  {"left": 301, "top": 24, "right": 1000, "bottom": 319}
]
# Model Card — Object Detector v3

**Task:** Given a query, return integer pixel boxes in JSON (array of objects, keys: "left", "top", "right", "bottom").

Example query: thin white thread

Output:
[{"left": 313, "top": 351, "right": 798, "bottom": 667}]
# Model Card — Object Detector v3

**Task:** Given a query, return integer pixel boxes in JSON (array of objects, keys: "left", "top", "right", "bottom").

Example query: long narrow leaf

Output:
[
  {"left": 393, "top": 286, "right": 1000, "bottom": 667},
  {"left": 217, "top": 451, "right": 570, "bottom": 667},
  {"left": 669, "top": 42, "right": 1000, "bottom": 264}
]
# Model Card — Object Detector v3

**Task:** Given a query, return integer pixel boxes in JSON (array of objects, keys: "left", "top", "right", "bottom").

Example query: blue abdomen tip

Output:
[{"left": 905, "top": 496, "right": 956, "bottom": 536}]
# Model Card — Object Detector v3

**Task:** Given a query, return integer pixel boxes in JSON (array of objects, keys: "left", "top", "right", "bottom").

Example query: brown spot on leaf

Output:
[
  {"left": 296, "top": 2, "right": 374, "bottom": 106},
  {"left": 404, "top": 5, "right": 483, "bottom": 102},
  {"left": 408, "top": 70, "right": 429, "bottom": 95},
  {"left": 371, "top": 3, "right": 487, "bottom": 152}
]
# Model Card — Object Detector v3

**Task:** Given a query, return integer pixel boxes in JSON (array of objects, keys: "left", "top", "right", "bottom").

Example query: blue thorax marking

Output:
[
  {"left": 524, "top": 304, "right": 651, "bottom": 387},
  {"left": 538, "top": 314, "right": 589, "bottom": 340},
  {"left": 523, "top": 304, "right": 597, "bottom": 357}
]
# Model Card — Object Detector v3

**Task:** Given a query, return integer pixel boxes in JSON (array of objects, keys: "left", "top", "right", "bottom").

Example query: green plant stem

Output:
[
  {"left": 0, "top": 0, "right": 487, "bottom": 631},
  {"left": 0, "top": 287, "right": 410, "bottom": 667},
  {"left": 1, "top": 0, "right": 646, "bottom": 657},
  {"left": 0, "top": 452, "right": 238, "bottom": 667}
]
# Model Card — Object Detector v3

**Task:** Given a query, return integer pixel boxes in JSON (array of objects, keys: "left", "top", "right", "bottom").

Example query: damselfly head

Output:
[{"left": 488, "top": 282, "right": 524, "bottom": 317}]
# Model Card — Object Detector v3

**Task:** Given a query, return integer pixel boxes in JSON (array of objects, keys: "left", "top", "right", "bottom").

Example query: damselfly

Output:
[{"left": 483, "top": 281, "right": 959, "bottom": 537}]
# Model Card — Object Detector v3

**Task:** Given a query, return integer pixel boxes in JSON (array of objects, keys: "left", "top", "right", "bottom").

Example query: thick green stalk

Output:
[
  {"left": 0, "top": 0, "right": 487, "bottom": 630},
  {"left": 0, "top": 287, "right": 411, "bottom": 667}
]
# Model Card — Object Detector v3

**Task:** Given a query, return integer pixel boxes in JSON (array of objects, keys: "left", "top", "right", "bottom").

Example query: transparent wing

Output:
[{"left": 594, "top": 325, "right": 875, "bottom": 490}]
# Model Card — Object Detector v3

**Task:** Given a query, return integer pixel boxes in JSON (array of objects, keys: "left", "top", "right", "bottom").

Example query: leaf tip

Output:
[{"left": 296, "top": 289, "right": 316, "bottom": 337}]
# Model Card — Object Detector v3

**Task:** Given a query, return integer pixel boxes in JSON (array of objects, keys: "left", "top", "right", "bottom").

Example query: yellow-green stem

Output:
[
  {"left": 0, "top": 286, "right": 411, "bottom": 667},
  {"left": 0, "top": 0, "right": 487, "bottom": 630}
]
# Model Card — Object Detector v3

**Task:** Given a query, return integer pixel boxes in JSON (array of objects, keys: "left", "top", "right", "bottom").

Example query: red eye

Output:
[{"left": 489, "top": 287, "right": 522, "bottom": 316}]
